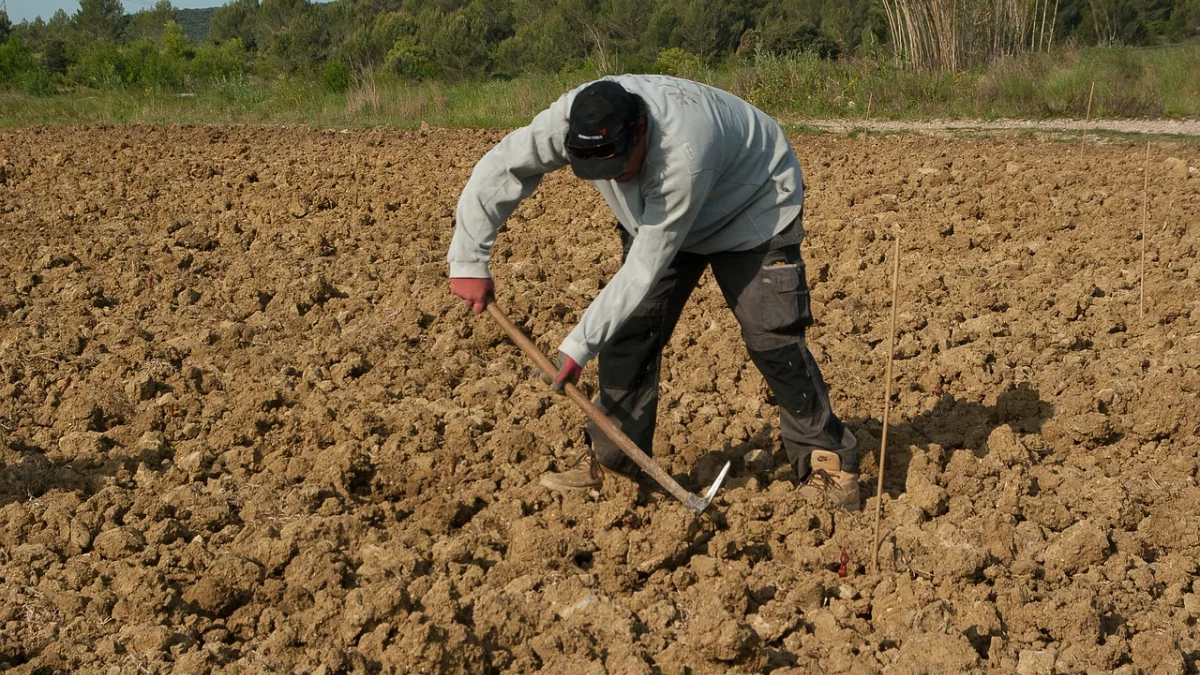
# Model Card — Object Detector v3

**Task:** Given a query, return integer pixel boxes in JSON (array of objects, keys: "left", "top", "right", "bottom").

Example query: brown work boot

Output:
[
  {"left": 540, "top": 450, "right": 629, "bottom": 492},
  {"left": 798, "top": 450, "right": 861, "bottom": 511}
]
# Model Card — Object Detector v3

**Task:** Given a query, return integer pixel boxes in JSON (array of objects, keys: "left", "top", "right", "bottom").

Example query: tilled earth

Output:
[{"left": 0, "top": 125, "right": 1198, "bottom": 674}]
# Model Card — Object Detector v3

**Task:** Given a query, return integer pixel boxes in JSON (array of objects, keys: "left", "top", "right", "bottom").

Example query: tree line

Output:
[{"left": 0, "top": 0, "right": 1197, "bottom": 94}]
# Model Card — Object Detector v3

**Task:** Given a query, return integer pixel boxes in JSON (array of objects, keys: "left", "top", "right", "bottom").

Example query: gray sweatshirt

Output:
[{"left": 449, "top": 74, "right": 804, "bottom": 366}]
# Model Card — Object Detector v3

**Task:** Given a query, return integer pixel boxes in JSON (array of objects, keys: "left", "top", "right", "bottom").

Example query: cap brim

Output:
[{"left": 569, "top": 154, "right": 628, "bottom": 181}]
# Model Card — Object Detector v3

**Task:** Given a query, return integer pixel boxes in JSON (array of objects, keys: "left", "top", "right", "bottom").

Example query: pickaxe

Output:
[{"left": 486, "top": 301, "right": 730, "bottom": 515}]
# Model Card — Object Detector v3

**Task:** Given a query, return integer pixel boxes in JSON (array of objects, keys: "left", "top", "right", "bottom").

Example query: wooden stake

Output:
[
  {"left": 865, "top": 92, "right": 874, "bottom": 139},
  {"left": 1079, "top": 81, "right": 1095, "bottom": 155},
  {"left": 1141, "top": 141, "right": 1149, "bottom": 321},
  {"left": 871, "top": 235, "right": 901, "bottom": 575}
]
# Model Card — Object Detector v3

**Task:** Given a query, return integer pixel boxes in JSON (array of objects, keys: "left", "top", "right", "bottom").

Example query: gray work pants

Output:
[{"left": 587, "top": 219, "right": 859, "bottom": 477}]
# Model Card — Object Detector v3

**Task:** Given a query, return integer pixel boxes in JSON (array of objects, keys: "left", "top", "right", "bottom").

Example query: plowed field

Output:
[{"left": 1, "top": 126, "right": 1198, "bottom": 674}]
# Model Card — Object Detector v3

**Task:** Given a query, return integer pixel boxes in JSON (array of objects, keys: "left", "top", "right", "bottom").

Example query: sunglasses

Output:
[{"left": 567, "top": 142, "right": 622, "bottom": 160}]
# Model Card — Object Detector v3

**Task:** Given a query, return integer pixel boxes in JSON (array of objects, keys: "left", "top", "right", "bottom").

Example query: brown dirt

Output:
[{"left": 0, "top": 125, "right": 1198, "bottom": 674}]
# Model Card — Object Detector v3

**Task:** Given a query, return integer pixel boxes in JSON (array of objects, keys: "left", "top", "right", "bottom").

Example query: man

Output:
[{"left": 448, "top": 75, "right": 860, "bottom": 510}]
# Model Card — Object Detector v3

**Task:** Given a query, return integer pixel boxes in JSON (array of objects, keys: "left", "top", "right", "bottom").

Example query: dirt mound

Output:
[{"left": 1, "top": 125, "right": 1197, "bottom": 673}]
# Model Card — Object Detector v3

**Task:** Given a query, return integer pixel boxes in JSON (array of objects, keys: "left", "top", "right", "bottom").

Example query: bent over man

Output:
[{"left": 448, "top": 75, "right": 861, "bottom": 510}]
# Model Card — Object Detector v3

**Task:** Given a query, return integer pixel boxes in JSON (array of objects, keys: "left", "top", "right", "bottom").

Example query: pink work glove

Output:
[
  {"left": 449, "top": 277, "right": 494, "bottom": 313},
  {"left": 541, "top": 352, "right": 581, "bottom": 394}
]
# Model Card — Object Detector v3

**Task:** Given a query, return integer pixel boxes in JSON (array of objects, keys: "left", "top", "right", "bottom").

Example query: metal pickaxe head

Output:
[{"left": 683, "top": 460, "right": 732, "bottom": 514}]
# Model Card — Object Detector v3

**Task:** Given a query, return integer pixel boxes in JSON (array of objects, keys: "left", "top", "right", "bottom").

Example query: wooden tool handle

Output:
[{"left": 485, "top": 302, "right": 699, "bottom": 508}]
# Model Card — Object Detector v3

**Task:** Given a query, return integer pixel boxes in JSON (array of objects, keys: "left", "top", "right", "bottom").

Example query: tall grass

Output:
[
  {"left": 734, "top": 43, "right": 1200, "bottom": 120},
  {"left": 881, "top": 0, "right": 1060, "bottom": 72},
  {"left": 0, "top": 43, "right": 1196, "bottom": 129}
]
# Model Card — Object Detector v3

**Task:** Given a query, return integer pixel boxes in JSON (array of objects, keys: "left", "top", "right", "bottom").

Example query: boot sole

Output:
[
  {"left": 538, "top": 475, "right": 602, "bottom": 492},
  {"left": 539, "top": 464, "right": 634, "bottom": 493}
]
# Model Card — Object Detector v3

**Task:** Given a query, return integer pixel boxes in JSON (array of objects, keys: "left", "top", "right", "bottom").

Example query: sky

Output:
[{"left": 7, "top": 0, "right": 232, "bottom": 25}]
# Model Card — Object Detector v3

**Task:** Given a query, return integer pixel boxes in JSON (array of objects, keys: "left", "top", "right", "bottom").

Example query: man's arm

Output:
[
  {"left": 448, "top": 96, "right": 574, "bottom": 279},
  {"left": 558, "top": 167, "right": 718, "bottom": 367}
]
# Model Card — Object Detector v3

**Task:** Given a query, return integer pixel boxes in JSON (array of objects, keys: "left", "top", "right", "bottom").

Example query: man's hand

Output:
[
  {"left": 541, "top": 352, "right": 581, "bottom": 394},
  {"left": 449, "top": 277, "right": 494, "bottom": 313}
]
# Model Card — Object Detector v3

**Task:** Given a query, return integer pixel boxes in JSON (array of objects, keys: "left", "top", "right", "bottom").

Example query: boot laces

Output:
[
  {"left": 567, "top": 448, "right": 604, "bottom": 484},
  {"left": 803, "top": 468, "right": 837, "bottom": 492}
]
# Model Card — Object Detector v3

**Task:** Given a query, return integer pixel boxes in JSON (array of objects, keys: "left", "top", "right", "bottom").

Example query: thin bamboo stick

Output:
[
  {"left": 1031, "top": 0, "right": 1040, "bottom": 51},
  {"left": 1048, "top": 0, "right": 1059, "bottom": 50},
  {"left": 1038, "top": 0, "right": 1050, "bottom": 50},
  {"left": 880, "top": 0, "right": 1060, "bottom": 71},
  {"left": 1079, "top": 81, "right": 1095, "bottom": 154},
  {"left": 871, "top": 236, "right": 902, "bottom": 575},
  {"left": 864, "top": 91, "right": 874, "bottom": 141},
  {"left": 881, "top": 0, "right": 903, "bottom": 62},
  {"left": 1141, "top": 142, "right": 1149, "bottom": 320}
]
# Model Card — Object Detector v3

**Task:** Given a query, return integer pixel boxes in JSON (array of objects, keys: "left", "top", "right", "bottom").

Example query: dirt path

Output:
[
  {"left": 0, "top": 127, "right": 1198, "bottom": 673},
  {"left": 799, "top": 117, "right": 1200, "bottom": 138}
]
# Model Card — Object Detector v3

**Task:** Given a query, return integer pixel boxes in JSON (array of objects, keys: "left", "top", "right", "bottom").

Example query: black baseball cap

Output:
[{"left": 565, "top": 80, "right": 640, "bottom": 180}]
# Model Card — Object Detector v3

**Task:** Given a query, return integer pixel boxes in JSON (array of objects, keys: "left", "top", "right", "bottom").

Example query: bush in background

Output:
[
  {"left": 385, "top": 35, "right": 437, "bottom": 80},
  {"left": 321, "top": 60, "right": 352, "bottom": 92},
  {"left": 652, "top": 47, "right": 705, "bottom": 78},
  {"left": 190, "top": 38, "right": 248, "bottom": 85},
  {"left": 0, "top": 36, "right": 53, "bottom": 95}
]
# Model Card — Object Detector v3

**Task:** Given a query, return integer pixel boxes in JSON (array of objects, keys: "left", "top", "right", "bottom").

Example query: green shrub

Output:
[
  {"left": 339, "top": 11, "right": 419, "bottom": 69},
  {"left": 0, "top": 37, "right": 53, "bottom": 95},
  {"left": 21, "top": 67, "right": 55, "bottom": 96},
  {"left": 71, "top": 44, "right": 124, "bottom": 88},
  {"left": 385, "top": 36, "right": 436, "bottom": 80},
  {"left": 653, "top": 47, "right": 704, "bottom": 78},
  {"left": 321, "top": 60, "right": 352, "bottom": 92},
  {"left": 162, "top": 22, "right": 195, "bottom": 60},
  {"left": 119, "top": 39, "right": 186, "bottom": 91},
  {"left": 190, "top": 39, "right": 247, "bottom": 85},
  {"left": 0, "top": 36, "right": 36, "bottom": 89},
  {"left": 137, "top": 39, "right": 187, "bottom": 91},
  {"left": 69, "top": 39, "right": 187, "bottom": 91},
  {"left": 44, "top": 40, "right": 70, "bottom": 75}
]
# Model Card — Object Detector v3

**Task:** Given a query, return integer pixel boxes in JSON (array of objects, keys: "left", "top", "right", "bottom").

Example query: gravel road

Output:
[{"left": 796, "top": 117, "right": 1200, "bottom": 138}]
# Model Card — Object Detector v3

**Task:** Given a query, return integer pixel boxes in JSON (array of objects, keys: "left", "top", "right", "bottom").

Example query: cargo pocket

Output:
[{"left": 761, "top": 261, "right": 812, "bottom": 335}]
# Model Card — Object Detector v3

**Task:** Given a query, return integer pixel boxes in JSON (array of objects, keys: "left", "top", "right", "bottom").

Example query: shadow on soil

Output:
[
  {"left": 0, "top": 439, "right": 171, "bottom": 509},
  {"left": 689, "top": 381, "right": 1055, "bottom": 499},
  {"left": 851, "top": 382, "right": 1055, "bottom": 497}
]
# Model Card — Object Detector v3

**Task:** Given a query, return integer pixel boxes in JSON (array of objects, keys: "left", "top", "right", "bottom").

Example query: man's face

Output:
[{"left": 613, "top": 119, "right": 647, "bottom": 184}]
